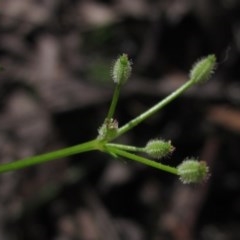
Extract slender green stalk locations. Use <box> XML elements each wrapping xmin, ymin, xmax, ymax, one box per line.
<box><xmin>107</xmin><ymin>84</ymin><xmax>121</xmax><ymax>119</ymax></box>
<box><xmin>113</xmin><ymin>79</ymin><xmax>194</xmax><ymax>139</ymax></box>
<box><xmin>106</xmin><ymin>143</ymin><xmax>144</xmax><ymax>152</ymax></box>
<box><xmin>106</xmin><ymin>145</ymin><xmax>178</xmax><ymax>175</ymax></box>
<box><xmin>0</xmin><ymin>139</ymin><xmax>98</xmax><ymax>174</ymax></box>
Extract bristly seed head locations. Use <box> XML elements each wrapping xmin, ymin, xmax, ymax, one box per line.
<box><xmin>177</xmin><ymin>159</ymin><xmax>210</xmax><ymax>184</ymax></box>
<box><xmin>190</xmin><ymin>54</ymin><xmax>217</xmax><ymax>84</ymax></box>
<box><xmin>112</xmin><ymin>54</ymin><xmax>132</xmax><ymax>85</ymax></box>
<box><xmin>144</xmin><ymin>139</ymin><xmax>175</xmax><ymax>160</ymax></box>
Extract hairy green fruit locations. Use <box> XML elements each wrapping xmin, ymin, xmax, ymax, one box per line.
<box><xmin>112</xmin><ymin>54</ymin><xmax>132</xmax><ymax>85</ymax></box>
<box><xmin>190</xmin><ymin>54</ymin><xmax>216</xmax><ymax>84</ymax></box>
<box><xmin>177</xmin><ymin>159</ymin><xmax>209</xmax><ymax>184</ymax></box>
<box><xmin>144</xmin><ymin>139</ymin><xmax>174</xmax><ymax>160</ymax></box>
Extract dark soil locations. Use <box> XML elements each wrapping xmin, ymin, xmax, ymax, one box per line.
<box><xmin>1</xmin><ymin>1</ymin><xmax>240</xmax><ymax>239</ymax></box>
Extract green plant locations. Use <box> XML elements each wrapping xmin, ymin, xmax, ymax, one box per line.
<box><xmin>0</xmin><ymin>54</ymin><xmax>216</xmax><ymax>183</ymax></box>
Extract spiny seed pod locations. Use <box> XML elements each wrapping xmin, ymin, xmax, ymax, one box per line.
<box><xmin>112</xmin><ymin>54</ymin><xmax>132</xmax><ymax>85</ymax></box>
<box><xmin>144</xmin><ymin>139</ymin><xmax>174</xmax><ymax>160</ymax></box>
<box><xmin>177</xmin><ymin>159</ymin><xmax>210</xmax><ymax>184</ymax></box>
<box><xmin>190</xmin><ymin>54</ymin><xmax>216</xmax><ymax>84</ymax></box>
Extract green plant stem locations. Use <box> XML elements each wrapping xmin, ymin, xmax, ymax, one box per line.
<box><xmin>0</xmin><ymin>139</ymin><xmax>98</xmax><ymax>174</ymax></box>
<box><xmin>106</xmin><ymin>143</ymin><xmax>144</xmax><ymax>152</ymax></box>
<box><xmin>107</xmin><ymin>84</ymin><xmax>121</xmax><ymax>119</ymax></box>
<box><xmin>114</xmin><ymin>79</ymin><xmax>195</xmax><ymax>139</ymax></box>
<box><xmin>106</xmin><ymin>146</ymin><xmax>178</xmax><ymax>175</ymax></box>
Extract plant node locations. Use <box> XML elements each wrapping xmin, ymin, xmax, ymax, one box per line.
<box><xmin>98</xmin><ymin>118</ymin><xmax>119</xmax><ymax>141</ymax></box>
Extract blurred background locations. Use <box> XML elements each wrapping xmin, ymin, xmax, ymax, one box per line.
<box><xmin>0</xmin><ymin>0</ymin><xmax>240</xmax><ymax>239</ymax></box>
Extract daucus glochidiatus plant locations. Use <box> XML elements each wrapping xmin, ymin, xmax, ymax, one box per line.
<box><xmin>0</xmin><ymin>54</ymin><xmax>216</xmax><ymax>183</ymax></box>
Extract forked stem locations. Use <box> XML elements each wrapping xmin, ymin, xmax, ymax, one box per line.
<box><xmin>106</xmin><ymin>145</ymin><xmax>178</xmax><ymax>175</ymax></box>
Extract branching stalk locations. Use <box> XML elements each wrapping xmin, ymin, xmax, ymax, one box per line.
<box><xmin>0</xmin><ymin>54</ymin><xmax>216</xmax><ymax>183</ymax></box>
<box><xmin>106</xmin><ymin>145</ymin><xmax>178</xmax><ymax>175</ymax></box>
